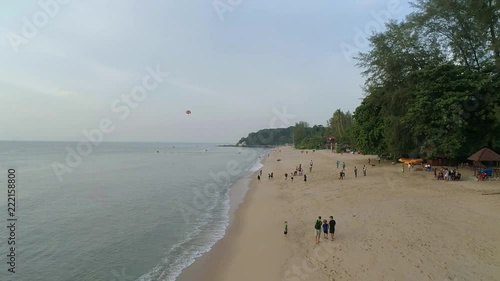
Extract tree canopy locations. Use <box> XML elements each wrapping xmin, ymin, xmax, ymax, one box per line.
<box><xmin>351</xmin><ymin>0</ymin><xmax>500</xmax><ymax>160</ymax></box>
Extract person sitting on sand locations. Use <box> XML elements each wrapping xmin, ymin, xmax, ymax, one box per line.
<box><xmin>284</xmin><ymin>221</ymin><xmax>288</xmax><ymax>236</ymax></box>
<box><xmin>322</xmin><ymin>219</ymin><xmax>329</xmax><ymax>239</ymax></box>
<box><xmin>329</xmin><ymin>216</ymin><xmax>336</xmax><ymax>240</ymax></box>
<box><xmin>315</xmin><ymin>216</ymin><xmax>322</xmax><ymax>244</ymax></box>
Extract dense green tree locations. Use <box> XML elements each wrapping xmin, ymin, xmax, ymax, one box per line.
<box><xmin>351</xmin><ymin>0</ymin><xmax>500</xmax><ymax>161</ymax></box>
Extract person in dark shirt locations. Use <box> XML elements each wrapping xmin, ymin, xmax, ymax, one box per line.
<box><xmin>329</xmin><ymin>216</ymin><xmax>336</xmax><ymax>241</ymax></box>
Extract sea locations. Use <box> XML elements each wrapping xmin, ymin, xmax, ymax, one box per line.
<box><xmin>0</xmin><ymin>141</ymin><xmax>267</xmax><ymax>281</ymax></box>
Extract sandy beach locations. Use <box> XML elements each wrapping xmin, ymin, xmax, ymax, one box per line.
<box><xmin>178</xmin><ymin>146</ymin><xmax>500</xmax><ymax>281</ymax></box>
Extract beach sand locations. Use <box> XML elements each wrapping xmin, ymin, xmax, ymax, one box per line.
<box><xmin>178</xmin><ymin>146</ymin><xmax>500</xmax><ymax>281</ymax></box>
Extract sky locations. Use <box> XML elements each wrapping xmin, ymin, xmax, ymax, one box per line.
<box><xmin>0</xmin><ymin>0</ymin><xmax>412</xmax><ymax>143</ymax></box>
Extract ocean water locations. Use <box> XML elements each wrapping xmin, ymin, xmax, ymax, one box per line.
<box><xmin>0</xmin><ymin>141</ymin><xmax>266</xmax><ymax>281</ymax></box>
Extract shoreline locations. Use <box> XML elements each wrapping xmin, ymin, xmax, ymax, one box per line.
<box><xmin>176</xmin><ymin>151</ymin><xmax>273</xmax><ymax>281</ymax></box>
<box><xmin>178</xmin><ymin>147</ymin><xmax>500</xmax><ymax>281</ymax></box>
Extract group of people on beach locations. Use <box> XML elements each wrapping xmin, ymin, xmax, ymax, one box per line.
<box><xmin>284</xmin><ymin>215</ymin><xmax>337</xmax><ymax>243</ymax></box>
<box><xmin>314</xmin><ymin>216</ymin><xmax>336</xmax><ymax>243</ymax></box>
<box><xmin>436</xmin><ymin>167</ymin><xmax>461</xmax><ymax>181</ymax></box>
<box><xmin>337</xmin><ymin>161</ymin><xmax>367</xmax><ymax>180</ymax></box>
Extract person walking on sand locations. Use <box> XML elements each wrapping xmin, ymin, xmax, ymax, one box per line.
<box><xmin>342</xmin><ymin>162</ymin><xmax>346</xmax><ymax>170</ymax></box>
<box><xmin>315</xmin><ymin>216</ymin><xmax>322</xmax><ymax>244</ymax></box>
<box><xmin>363</xmin><ymin>165</ymin><xmax>367</xmax><ymax>176</ymax></box>
<box><xmin>354</xmin><ymin>166</ymin><xmax>358</xmax><ymax>178</ymax></box>
<box><xmin>304</xmin><ymin>174</ymin><xmax>307</xmax><ymax>183</ymax></box>
<box><xmin>284</xmin><ymin>221</ymin><xmax>288</xmax><ymax>236</ymax></box>
<box><xmin>329</xmin><ymin>216</ymin><xmax>336</xmax><ymax>240</ymax></box>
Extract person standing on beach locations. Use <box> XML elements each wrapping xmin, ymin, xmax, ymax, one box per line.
<box><xmin>329</xmin><ymin>216</ymin><xmax>336</xmax><ymax>240</ymax></box>
<box><xmin>363</xmin><ymin>165</ymin><xmax>367</xmax><ymax>176</ymax></box>
<box><xmin>368</xmin><ymin>158</ymin><xmax>371</xmax><ymax>164</ymax></box>
<box><xmin>304</xmin><ymin>174</ymin><xmax>307</xmax><ymax>183</ymax></box>
<box><xmin>285</xmin><ymin>173</ymin><xmax>288</xmax><ymax>180</ymax></box>
<box><xmin>336</xmin><ymin>160</ymin><xmax>340</xmax><ymax>169</ymax></box>
<box><xmin>354</xmin><ymin>166</ymin><xmax>358</xmax><ymax>178</ymax></box>
<box><xmin>315</xmin><ymin>216</ymin><xmax>322</xmax><ymax>244</ymax></box>
<box><xmin>342</xmin><ymin>162</ymin><xmax>346</xmax><ymax>170</ymax></box>
<box><xmin>322</xmin><ymin>219</ymin><xmax>329</xmax><ymax>239</ymax></box>
<box><xmin>258</xmin><ymin>175</ymin><xmax>261</xmax><ymax>182</ymax></box>
<box><xmin>284</xmin><ymin>221</ymin><xmax>288</xmax><ymax>236</ymax></box>
<box><xmin>260</xmin><ymin>170</ymin><xmax>262</xmax><ymax>176</ymax></box>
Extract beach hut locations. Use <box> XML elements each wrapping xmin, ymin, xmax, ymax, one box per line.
<box><xmin>467</xmin><ymin>148</ymin><xmax>500</xmax><ymax>177</ymax></box>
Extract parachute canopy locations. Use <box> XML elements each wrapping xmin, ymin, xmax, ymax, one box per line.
<box><xmin>185</xmin><ymin>110</ymin><xmax>191</xmax><ymax>115</ymax></box>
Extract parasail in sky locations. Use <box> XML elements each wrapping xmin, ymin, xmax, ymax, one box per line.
<box><xmin>185</xmin><ymin>110</ymin><xmax>191</xmax><ymax>115</ymax></box>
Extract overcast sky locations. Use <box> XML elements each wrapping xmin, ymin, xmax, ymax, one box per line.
<box><xmin>0</xmin><ymin>0</ymin><xmax>411</xmax><ymax>143</ymax></box>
